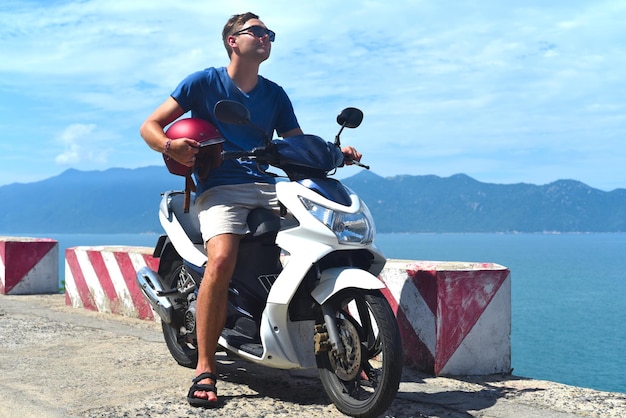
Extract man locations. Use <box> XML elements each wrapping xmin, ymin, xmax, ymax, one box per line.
<box><xmin>140</xmin><ymin>12</ymin><xmax>361</xmax><ymax>407</ymax></box>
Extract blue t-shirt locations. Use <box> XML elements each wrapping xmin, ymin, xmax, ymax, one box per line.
<box><xmin>171</xmin><ymin>67</ymin><xmax>300</xmax><ymax>195</ymax></box>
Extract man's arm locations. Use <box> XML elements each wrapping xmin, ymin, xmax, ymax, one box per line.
<box><xmin>140</xmin><ymin>97</ymin><xmax>199</xmax><ymax>167</ymax></box>
<box><xmin>279</xmin><ymin>127</ymin><xmax>304</xmax><ymax>138</ymax></box>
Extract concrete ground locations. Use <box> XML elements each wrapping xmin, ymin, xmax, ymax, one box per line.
<box><xmin>1</xmin><ymin>294</ymin><xmax>624</xmax><ymax>418</ymax></box>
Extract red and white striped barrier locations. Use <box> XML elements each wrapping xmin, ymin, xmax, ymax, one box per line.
<box><xmin>64</xmin><ymin>246</ymin><xmax>159</xmax><ymax>320</ymax></box>
<box><xmin>379</xmin><ymin>260</ymin><xmax>511</xmax><ymax>376</ymax></box>
<box><xmin>1</xmin><ymin>236</ymin><xmax>59</xmax><ymax>295</ymax></box>
<box><xmin>62</xmin><ymin>245</ymin><xmax>511</xmax><ymax>376</ymax></box>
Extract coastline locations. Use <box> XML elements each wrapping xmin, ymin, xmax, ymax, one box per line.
<box><xmin>3</xmin><ymin>232</ymin><xmax>626</xmax><ymax>394</ymax></box>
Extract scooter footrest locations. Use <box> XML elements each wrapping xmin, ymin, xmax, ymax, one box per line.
<box><xmin>222</xmin><ymin>328</ymin><xmax>259</xmax><ymax>348</ymax></box>
<box><xmin>239</xmin><ymin>343</ymin><xmax>263</xmax><ymax>357</ymax></box>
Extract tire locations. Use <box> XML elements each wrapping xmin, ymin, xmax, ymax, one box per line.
<box><xmin>316</xmin><ymin>289</ymin><xmax>403</xmax><ymax>418</ymax></box>
<box><xmin>160</xmin><ymin>257</ymin><xmax>198</xmax><ymax>369</ymax></box>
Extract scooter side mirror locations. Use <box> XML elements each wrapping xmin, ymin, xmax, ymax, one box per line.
<box><xmin>214</xmin><ymin>100</ymin><xmax>251</xmax><ymax>125</ymax></box>
<box><xmin>336</xmin><ymin>107</ymin><xmax>363</xmax><ymax>129</ymax></box>
<box><xmin>214</xmin><ymin>99</ymin><xmax>272</xmax><ymax>147</ymax></box>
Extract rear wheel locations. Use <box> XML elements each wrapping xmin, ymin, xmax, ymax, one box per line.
<box><xmin>161</xmin><ymin>258</ymin><xmax>198</xmax><ymax>369</ymax></box>
<box><xmin>316</xmin><ymin>289</ymin><xmax>403</xmax><ymax>418</ymax></box>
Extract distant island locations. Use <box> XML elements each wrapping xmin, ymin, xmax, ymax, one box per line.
<box><xmin>1</xmin><ymin>167</ymin><xmax>625</xmax><ymax>234</ymax></box>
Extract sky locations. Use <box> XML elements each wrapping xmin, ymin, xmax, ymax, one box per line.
<box><xmin>1</xmin><ymin>0</ymin><xmax>625</xmax><ymax>191</ymax></box>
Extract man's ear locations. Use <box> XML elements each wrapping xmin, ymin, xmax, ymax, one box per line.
<box><xmin>227</xmin><ymin>35</ymin><xmax>238</xmax><ymax>50</ymax></box>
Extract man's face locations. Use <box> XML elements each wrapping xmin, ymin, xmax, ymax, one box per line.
<box><xmin>230</xmin><ymin>18</ymin><xmax>273</xmax><ymax>61</ymax></box>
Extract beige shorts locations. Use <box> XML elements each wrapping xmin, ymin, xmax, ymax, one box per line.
<box><xmin>194</xmin><ymin>182</ymin><xmax>279</xmax><ymax>243</ymax></box>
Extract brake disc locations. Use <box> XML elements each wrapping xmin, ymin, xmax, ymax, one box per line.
<box><xmin>328</xmin><ymin>318</ymin><xmax>362</xmax><ymax>381</ymax></box>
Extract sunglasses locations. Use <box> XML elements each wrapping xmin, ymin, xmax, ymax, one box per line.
<box><xmin>232</xmin><ymin>25</ymin><xmax>275</xmax><ymax>42</ymax></box>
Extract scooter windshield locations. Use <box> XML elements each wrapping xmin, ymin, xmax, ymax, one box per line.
<box><xmin>272</xmin><ymin>135</ymin><xmax>344</xmax><ymax>173</ymax></box>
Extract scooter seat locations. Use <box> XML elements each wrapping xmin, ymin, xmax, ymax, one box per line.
<box><xmin>166</xmin><ymin>192</ymin><xmax>281</xmax><ymax>245</ymax></box>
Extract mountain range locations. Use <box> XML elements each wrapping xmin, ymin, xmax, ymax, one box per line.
<box><xmin>1</xmin><ymin>166</ymin><xmax>625</xmax><ymax>234</ymax></box>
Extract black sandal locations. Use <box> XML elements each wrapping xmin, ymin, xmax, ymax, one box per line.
<box><xmin>187</xmin><ymin>372</ymin><xmax>218</xmax><ymax>408</ymax></box>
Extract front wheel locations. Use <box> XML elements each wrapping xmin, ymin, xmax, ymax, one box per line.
<box><xmin>161</xmin><ymin>257</ymin><xmax>198</xmax><ymax>369</ymax></box>
<box><xmin>316</xmin><ymin>289</ymin><xmax>403</xmax><ymax>418</ymax></box>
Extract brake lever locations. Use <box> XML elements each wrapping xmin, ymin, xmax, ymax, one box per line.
<box><xmin>346</xmin><ymin>159</ymin><xmax>370</xmax><ymax>170</ymax></box>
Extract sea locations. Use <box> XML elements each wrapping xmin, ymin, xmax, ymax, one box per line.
<box><xmin>6</xmin><ymin>231</ymin><xmax>625</xmax><ymax>394</ymax></box>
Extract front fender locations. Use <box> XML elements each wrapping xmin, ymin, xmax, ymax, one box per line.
<box><xmin>311</xmin><ymin>267</ymin><xmax>385</xmax><ymax>305</ymax></box>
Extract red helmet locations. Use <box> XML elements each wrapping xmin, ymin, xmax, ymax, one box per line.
<box><xmin>163</xmin><ymin>118</ymin><xmax>224</xmax><ymax>177</ymax></box>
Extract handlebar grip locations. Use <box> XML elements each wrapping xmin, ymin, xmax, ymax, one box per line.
<box><xmin>344</xmin><ymin>159</ymin><xmax>370</xmax><ymax>170</ymax></box>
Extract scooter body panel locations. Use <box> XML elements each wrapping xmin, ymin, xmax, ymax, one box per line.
<box><xmin>310</xmin><ymin>267</ymin><xmax>385</xmax><ymax>305</ymax></box>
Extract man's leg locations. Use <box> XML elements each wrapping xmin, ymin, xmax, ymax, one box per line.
<box><xmin>192</xmin><ymin>233</ymin><xmax>240</xmax><ymax>403</ymax></box>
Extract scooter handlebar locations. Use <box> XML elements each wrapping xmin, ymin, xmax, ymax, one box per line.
<box><xmin>222</xmin><ymin>146</ymin><xmax>370</xmax><ymax>171</ymax></box>
<box><xmin>221</xmin><ymin>150</ymin><xmax>254</xmax><ymax>160</ymax></box>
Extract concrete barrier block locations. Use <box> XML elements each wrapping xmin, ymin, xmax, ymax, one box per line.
<box><xmin>64</xmin><ymin>246</ymin><xmax>159</xmax><ymax>320</ymax></box>
<box><xmin>380</xmin><ymin>260</ymin><xmax>511</xmax><ymax>376</ymax></box>
<box><xmin>0</xmin><ymin>236</ymin><xmax>59</xmax><ymax>295</ymax></box>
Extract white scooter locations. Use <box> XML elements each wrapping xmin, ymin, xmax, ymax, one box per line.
<box><xmin>136</xmin><ymin>100</ymin><xmax>402</xmax><ymax>417</ymax></box>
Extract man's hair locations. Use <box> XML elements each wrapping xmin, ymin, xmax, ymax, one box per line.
<box><xmin>222</xmin><ymin>12</ymin><xmax>259</xmax><ymax>58</ymax></box>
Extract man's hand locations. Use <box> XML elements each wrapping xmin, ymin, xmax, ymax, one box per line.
<box><xmin>341</xmin><ymin>146</ymin><xmax>362</xmax><ymax>164</ymax></box>
<box><xmin>167</xmin><ymin>138</ymin><xmax>200</xmax><ymax>167</ymax></box>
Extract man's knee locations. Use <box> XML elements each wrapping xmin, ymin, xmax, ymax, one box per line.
<box><xmin>204</xmin><ymin>234</ymin><xmax>240</xmax><ymax>280</ymax></box>
<box><xmin>205</xmin><ymin>253</ymin><xmax>236</xmax><ymax>278</ymax></box>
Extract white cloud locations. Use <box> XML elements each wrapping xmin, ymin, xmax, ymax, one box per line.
<box><xmin>55</xmin><ymin>123</ymin><xmax>108</xmax><ymax>165</ymax></box>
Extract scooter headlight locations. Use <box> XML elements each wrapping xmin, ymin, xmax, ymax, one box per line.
<box><xmin>300</xmin><ymin>197</ymin><xmax>375</xmax><ymax>244</ymax></box>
